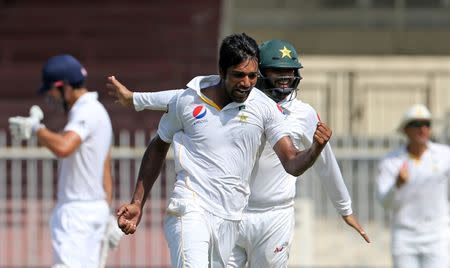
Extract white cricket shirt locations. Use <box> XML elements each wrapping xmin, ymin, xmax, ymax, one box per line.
<box><xmin>247</xmin><ymin>98</ymin><xmax>353</xmax><ymax>215</ymax></box>
<box><xmin>59</xmin><ymin>92</ymin><xmax>112</xmax><ymax>203</ymax></box>
<box><xmin>134</xmin><ymin>90</ymin><xmax>353</xmax><ymax>216</ymax></box>
<box><xmin>157</xmin><ymin>75</ymin><xmax>289</xmax><ymax>220</ymax></box>
<box><xmin>376</xmin><ymin>142</ymin><xmax>450</xmax><ymax>254</ymax></box>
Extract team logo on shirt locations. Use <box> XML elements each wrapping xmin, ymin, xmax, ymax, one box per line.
<box><xmin>274</xmin><ymin>241</ymin><xmax>289</xmax><ymax>253</ymax></box>
<box><xmin>277</xmin><ymin>104</ymin><xmax>285</xmax><ymax>114</ymax></box>
<box><xmin>238</xmin><ymin>113</ymin><xmax>248</xmax><ymax>122</ymax></box>
<box><xmin>192</xmin><ymin>105</ymin><xmax>207</xmax><ymax>119</ymax></box>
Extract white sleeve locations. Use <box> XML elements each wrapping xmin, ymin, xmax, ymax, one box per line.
<box><xmin>64</xmin><ymin>110</ymin><xmax>90</xmax><ymax>141</ymax></box>
<box><xmin>315</xmin><ymin>143</ymin><xmax>353</xmax><ymax>216</ymax></box>
<box><xmin>446</xmin><ymin>147</ymin><xmax>450</xmax><ymax>202</ymax></box>
<box><xmin>446</xmin><ymin>145</ymin><xmax>450</xmax><ymax>178</ymax></box>
<box><xmin>133</xmin><ymin>89</ymin><xmax>184</xmax><ymax>111</ymax></box>
<box><xmin>376</xmin><ymin>159</ymin><xmax>397</xmax><ymax>209</ymax></box>
<box><xmin>301</xmin><ymin>108</ymin><xmax>353</xmax><ymax>216</ymax></box>
<box><xmin>264</xmin><ymin>103</ymin><xmax>289</xmax><ymax>147</ymax></box>
<box><xmin>156</xmin><ymin>93</ymin><xmax>183</xmax><ymax>143</ymax></box>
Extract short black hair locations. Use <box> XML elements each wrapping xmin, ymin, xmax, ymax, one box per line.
<box><xmin>218</xmin><ymin>33</ymin><xmax>259</xmax><ymax>76</ymax></box>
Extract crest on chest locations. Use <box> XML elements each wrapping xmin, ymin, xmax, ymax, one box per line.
<box><xmin>191</xmin><ymin>105</ymin><xmax>208</xmax><ymax>125</ymax></box>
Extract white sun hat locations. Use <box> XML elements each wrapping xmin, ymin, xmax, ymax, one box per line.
<box><xmin>398</xmin><ymin>104</ymin><xmax>432</xmax><ymax>133</ymax></box>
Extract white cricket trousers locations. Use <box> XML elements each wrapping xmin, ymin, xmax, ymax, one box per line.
<box><xmin>393</xmin><ymin>244</ymin><xmax>449</xmax><ymax>268</ymax></box>
<box><xmin>50</xmin><ymin>200</ymin><xmax>109</xmax><ymax>268</ymax></box>
<box><xmin>393</xmin><ymin>252</ymin><xmax>449</xmax><ymax>268</ymax></box>
<box><xmin>164</xmin><ymin>198</ymin><xmax>240</xmax><ymax>268</ymax></box>
<box><xmin>392</xmin><ymin>230</ymin><xmax>449</xmax><ymax>268</ymax></box>
<box><xmin>227</xmin><ymin>206</ymin><xmax>295</xmax><ymax>268</ymax></box>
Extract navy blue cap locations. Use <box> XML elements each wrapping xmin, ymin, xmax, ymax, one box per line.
<box><xmin>39</xmin><ymin>54</ymin><xmax>87</xmax><ymax>93</ymax></box>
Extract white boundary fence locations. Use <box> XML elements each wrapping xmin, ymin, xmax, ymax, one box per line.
<box><xmin>0</xmin><ymin>129</ymin><xmax>448</xmax><ymax>267</ymax></box>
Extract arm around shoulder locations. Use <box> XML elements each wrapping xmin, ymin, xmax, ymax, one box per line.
<box><xmin>133</xmin><ymin>90</ymin><xmax>184</xmax><ymax>112</ymax></box>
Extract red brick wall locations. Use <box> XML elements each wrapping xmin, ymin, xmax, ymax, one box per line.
<box><xmin>0</xmin><ymin>0</ymin><xmax>221</xmax><ymax>142</ymax></box>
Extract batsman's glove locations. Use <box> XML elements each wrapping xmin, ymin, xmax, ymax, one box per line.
<box><xmin>8</xmin><ymin>105</ymin><xmax>45</xmax><ymax>140</ymax></box>
<box><xmin>104</xmin><ymin>214</ymin><xmax>124</xmax><ymax>249</ymax></box>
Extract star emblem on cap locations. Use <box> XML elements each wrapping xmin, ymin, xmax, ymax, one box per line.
<box><xmin>279</xmin><ymin>46</ymin><xmax>292</xmax><ymax>59</ymax></box>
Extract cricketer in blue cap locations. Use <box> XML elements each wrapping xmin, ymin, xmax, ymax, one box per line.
<box><xmin>39</xmin><ymin>54</ymin><xmax>87</xmax><ymax>93</ymax></box>
<box><xmin>9</xmin><ymin>53</ymin><xmax>116</xmax><ymax>268</ymax></box>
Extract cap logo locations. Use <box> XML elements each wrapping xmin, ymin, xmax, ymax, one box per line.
<box><xmin>279</xmin><ymin>46</ymin><xmax>292</xmax><ymax>59</ymax></box>
<box><xmin>81</xmin><ymin>67</ymin><xmax>87</xmax><ymax>77</ymax></box>
<box><xmin>53</xmin><ymin>80</ymin><xmax>64</xmax><ymax>87</ymax></box>
<box><xmin>414</xmin><ymin>107</ymin><xmax>426</xmax><ymax>117</ymax></box>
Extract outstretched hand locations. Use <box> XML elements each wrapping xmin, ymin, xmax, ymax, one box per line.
<box><xmin>107</xmin><ymin>76</ymin><xmax>133</xmax><ymax>107</ymax></box>
<box><xmin>116</xmin><ymin>203</ymin><xmax>142</xmax><ymax>235</ymax></box>
<box><xmin>342</xmin><ymin>214</ymin><xmax>371</xmax><ymax>243</ymax></box>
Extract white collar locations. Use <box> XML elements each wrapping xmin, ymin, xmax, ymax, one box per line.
<box><xmin>70</xmin><ymin>92</ymin><xmax>98</xmax><ymax>111</ymax></box>
<box><xmin>186</xmin><ymin>75</ymin><xmax>255</xmax><ymax>111</ymax></box>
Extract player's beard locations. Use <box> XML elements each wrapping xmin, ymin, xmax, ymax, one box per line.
<box><xmin>230</xmin><ymin>86</ymin><xmax>252</xmax><ymax>103</ymax></box>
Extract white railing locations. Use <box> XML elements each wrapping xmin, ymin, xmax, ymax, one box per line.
<box><xmin>0</xmin><ymin>129</ymin><xmax>447</xmax><ymax>267</ymax></box>
<box><xmin>0</xmin><ymin>130</ymin><xmax>174</xmax><ymax>267</ymax></box>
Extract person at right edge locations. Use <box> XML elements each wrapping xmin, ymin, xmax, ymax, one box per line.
<box><xmin>376</xmin><ymin>104</ymin><xmax>450</xmax><ymax>268</ymax></box>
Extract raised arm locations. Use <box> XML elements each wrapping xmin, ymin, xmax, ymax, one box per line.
<box><xmin>107</xmin><ymin>76</ymin><xmax>182</xmax><ymax>111</ymax></box>
<box><xmin>107</xmin><ymin>76</ymin><xmax>133</xmax><ymax>107</ymax></box>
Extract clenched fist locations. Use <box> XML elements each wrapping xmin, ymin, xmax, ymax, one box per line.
<box><xmin>116</xmin><ymin>203</ymin><xmax>142</xmax><ymax>235</ymax></box>
<box><xmin>396</xmin><ymin>161</ymin><xmax>409</xmax><ymax>188</ymax></box>
<box><xmin>313</xmin><ymin>122</ymin><xmax>332</xmax><ymax>146</ymax></box>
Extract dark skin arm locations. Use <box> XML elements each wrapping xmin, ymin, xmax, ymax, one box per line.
<box><xmin>273</xmin><ymin>122</ymin><xmax>331</xmax><ymax>177</ymax></box>
<box><xmin>116</xmin><ymin>135</ymin><xmax>171</xmax><ymax>234</ymax></box>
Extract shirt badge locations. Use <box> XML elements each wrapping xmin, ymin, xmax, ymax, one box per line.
<box><xmin>239</xmin><ymin>114</ymin><xmax>248</xmax><ymax>122</ymax></box>
<box><xmin>192</xmin><ymin>105</ymin><xmax>207</xmax><ymax>119</ymax></box>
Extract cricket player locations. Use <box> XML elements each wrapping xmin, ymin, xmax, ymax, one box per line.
<box><xmin>115</xmin><ymin>33</ymin><xmax>331</xmax><ymax>268</ymax></box>
<box><xmin>108</xmin><ymin>39</ymin><xmax>370</xmax><ymax>267</ymax></box>
<box><xmin>8</xmin><ymin>55</ymin><xmax>113</xmax><ymax>268</ymax></box>
<box><xmin>376</xmin><ymin>104</ymin><xmax>450</xmax><ymax>268</ymax></box>
<box><xmin>227</xmin><ymin>39</ymin><xmax>370</xmax><ymax>267</ymax></box>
